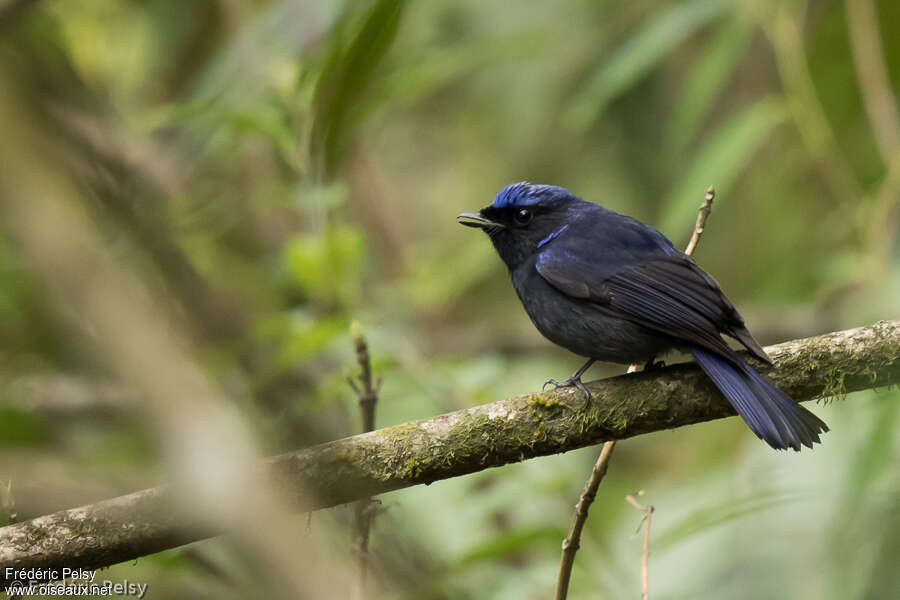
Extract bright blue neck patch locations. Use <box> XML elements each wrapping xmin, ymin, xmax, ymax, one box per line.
<box><xmin>537</xmin><ymin>224</ymin><xmax>569</xmax><ymax>248</ymax></box>
<box><xmin>492</xmin><ymin>182</ymin><xmax>573</xmax><ymax>209</ymax></box>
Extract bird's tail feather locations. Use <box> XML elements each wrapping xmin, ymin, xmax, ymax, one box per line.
<box><xmin>690</xmin><ymin>347</ymin><xmax>828</xmax><ymax>451</ymax></box>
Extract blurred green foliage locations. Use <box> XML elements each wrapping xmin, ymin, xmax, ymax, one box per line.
<box><xmin>0</xmin><ymin>0</ymin><xmax>898</xmax><ymax>598</ymax></box>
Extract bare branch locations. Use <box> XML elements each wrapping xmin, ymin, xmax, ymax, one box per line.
<box><xmin>684</xmin><ymin>186</ymin><xmax>715</xmax><ymax>257</ymax></box>
<box><xmin>625</xmin><ymin>492</ymin><xmax>654</xmax><ymax>600</ymax></box>
<box><xmin>555</xmin><ymin>441</ymin><xmax>616</xmax><ymax>600</ymax></box>
<box><xmin>349</xmin><ymin>321</ymin><xmax>379</xmax><ymax>434</ymax></box>
<box><xmin>348</xmin><ymin>322</ymin><xmax>381</xmax><ymax>598</ymax></box>
<box><xmin>0</xmin><ymin>320</ymin><xmax>898</xmax><ymax>578</ymax></box>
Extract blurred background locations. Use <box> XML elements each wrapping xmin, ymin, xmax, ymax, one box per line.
<box><xmin>0</xmin><ymin>0</ymin><xmax>898</xmax><ymax>598</ymax></box>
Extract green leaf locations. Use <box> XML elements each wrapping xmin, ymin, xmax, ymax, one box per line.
<box><xmin>283</xmin><ymin>225</ymin><xmax>366</xmax><ymax>307</ymax></box>
<box><xmin>660</xmin><ymin>96</ymin><xmax>788</xmax><ymax>237</ymax></box>
<box><xmin>452</xmin><ymin>527</ymin><xmax>561</xmax><ymax>568</ymax></box>
<box><xmin>311</xmin><ymin>0</ymin><xmax>407</xmax><ymax>179</ymax></box>
<box><xmin>0</xmin><ymin>408</ymin><xmax>49</xmax><ymax>447</ymax></box>
<box><xmin>372</xmin><ymin>30</ymin><xmax>551</xmax><ymax>111</ymax></box>
<box><xmin>403</xmin><ymin>240</ymin><xmax>499</xmax><ymax>312</ymax></box>
<box><xmin>835</xmin><ymin>394</ymin><xmax>899</xmax><ymax>519</ymax></box>
<box><xmin>654</xmin><ymin>490</ymin><xmax>808</xmax><ymax>552</ymax></box>
<box><xmin>564</xmin><ymin>0</ymin><xmax>736</xmax><ymax>132</ymax></box>
<box><xmin>663</xmin><ymin>16</ymin><xmax>751</xmax><ymax>161</ymax></box>
<box><xmin>181</xmin><ymin>0</ymin><xmax>342</xmax><ymax>109</ymax></box>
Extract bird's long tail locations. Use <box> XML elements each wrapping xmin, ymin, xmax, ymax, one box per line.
<box><xmin>690</xmin><ymin>347</ymin><xmax>828</xmax><ymax>451</ymax></box>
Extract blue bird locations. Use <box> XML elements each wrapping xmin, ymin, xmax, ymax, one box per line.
<box><xmin>458</xmin><ymin>182</ymin><xmax>828</xmax><ymax>451</ymax></box>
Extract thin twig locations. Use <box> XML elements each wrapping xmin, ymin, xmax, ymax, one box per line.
<box><xmin>347</xmin><ymin>322</ymin><xmax>381</xmax><ymax>599</ymax></box>
<box><xmin>554</xmin><ymin>187</ymin><xmax>715</xmax><ymax>600</ymax></box>
<box><xmin>348</xmin><ymin>321</ymin><xmax>380</xmax><ymax>433</ymax></box>
<box><xmin>625</xmin><ymin>492</ymin><xmax>654</xmax><ymax>600</ymax></box>
<box><xmin>684</xmin><ymin>186</ymin><xmax>715</xmax><ymax>256</ymax></box>
<box><xmin>554</xmin><ymin>440</ymin><xmax>616</xmax><ymax>600</ymax></box>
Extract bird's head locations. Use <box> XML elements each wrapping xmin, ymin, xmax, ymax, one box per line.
<box><xmin>458</xmin><ymin>182</ymin><xmax>583</xmax><ymax>269</ymax></box>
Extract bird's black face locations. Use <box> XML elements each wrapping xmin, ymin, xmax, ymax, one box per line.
<box><xmin>458</xmin><ymin>182</ymin><xmax>579</xmax><ymax>270</ymax></box>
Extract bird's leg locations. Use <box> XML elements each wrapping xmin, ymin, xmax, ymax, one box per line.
<box><xmin>543</xmin><ymin>358</ymin><xmax>596</xmax><ymax>401</ymax></box>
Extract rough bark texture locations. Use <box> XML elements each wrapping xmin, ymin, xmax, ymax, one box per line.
<box><xmin>1</xmin><ymin>320</ymin><xmax>898</xmax><ymax>578</ymax></box>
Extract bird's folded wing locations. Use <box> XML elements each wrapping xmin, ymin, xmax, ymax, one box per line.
<box><xmin>533</xmin><ymin>247</ymin><xmax>615</xmax><ymax>303</ymax></box>
<box><xmin>536</xmin><ymin>249</ymin><xmax>768</xmax><ymax>362</ymax></box>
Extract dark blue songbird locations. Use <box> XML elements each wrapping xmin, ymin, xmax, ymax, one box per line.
<box><xmin>458</xmin><ymin>182</ymin><xmax>828</xmax><ymax>451</ymax></box>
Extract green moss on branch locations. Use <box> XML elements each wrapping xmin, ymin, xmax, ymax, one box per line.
<box><xmin>1</xmin><ymin>320</ymin><xmax>898</xmax><ymax>578</ymax></box>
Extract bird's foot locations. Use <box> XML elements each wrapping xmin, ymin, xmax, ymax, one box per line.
<box><xmin>542</xmin><ymin>376</ymin><xmax>591</xmax><ymax>402</ymax></box>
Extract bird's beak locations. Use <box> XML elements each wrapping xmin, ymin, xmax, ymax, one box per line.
<box><xmin>457</xmin><ymin>212</ymin><xmax>504</xmax><ymax>229</ymax></box>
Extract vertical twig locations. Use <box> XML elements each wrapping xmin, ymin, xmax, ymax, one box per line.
<box><xmin>349</xmin><ymin>321</ymin><xmax>379</xmax><ymax>433</ymax></box>
<box><xmin>554</xmin><ymin>440</ymin><xmax>616</xmax><ymax>600</ymax></box>
<box><xmin>554</xmin><ymin>187</ymin><xmax>715</xmax><ymax>600</ymax></box>
<box><xmin>347</xmin><ymin>321</ymin><xmax>382</xmax><ymax>599</ymax></box>
<box><xmin>625</xmin><ymin>492</ymin><xmax>655</xmax><ymax>600</ymax></box>
<box><xmin>684</xmin><ymin>187</ymin><xmax>715</xmax><ymax>257</ymax></box>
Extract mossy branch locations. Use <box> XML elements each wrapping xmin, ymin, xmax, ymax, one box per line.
<box><xmin>1</xmin><ymin>320</ymin><xmax>899</xmax><ymax>578</ymax></box>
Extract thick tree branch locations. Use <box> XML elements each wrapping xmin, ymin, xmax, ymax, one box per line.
<box><xmin>1</xmin><ymin>320</ymin><xmax>899</xmax><ymax>577</ymax></box>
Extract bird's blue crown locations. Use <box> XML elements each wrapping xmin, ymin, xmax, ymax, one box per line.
<box><xmin>492</xmin><ymin>182</ymin><xmax>573</xmax><ymax>209</ymax></box>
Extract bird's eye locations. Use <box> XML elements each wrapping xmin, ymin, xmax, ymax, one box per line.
<box><xmin>514</xmin><ymin>208</ymin><xmax>533</xmax><ymax>226</ymax></box>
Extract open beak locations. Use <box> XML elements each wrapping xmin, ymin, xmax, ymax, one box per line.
<box><xmin>457</xmin><ymin>212</ymin><xmax>504</xmax><ymax>229</ymax></box>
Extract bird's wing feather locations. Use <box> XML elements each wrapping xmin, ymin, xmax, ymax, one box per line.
<box><xmin>533</xmin><ymin>247</ymin><xmax>613</xmax><ymax>302</ymax></box>
<box><xmin>536</xmin><ymin>242</ymin><xmax>769</xmax><ymax>362</ymax></box>
<box><xmin>602</xmin><ymin>256</ymin><xmax>747</xmax><ymax>359</ymax></box>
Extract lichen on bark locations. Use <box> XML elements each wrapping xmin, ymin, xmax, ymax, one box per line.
<box><xmin>1</xmin><ymin>320</ymin><xmax>898</xmax><ymax>579</ymax></box>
